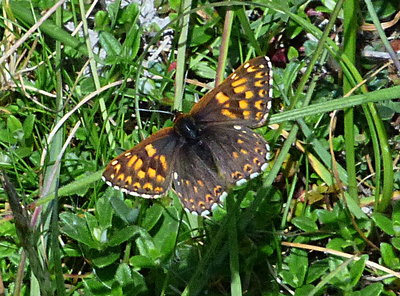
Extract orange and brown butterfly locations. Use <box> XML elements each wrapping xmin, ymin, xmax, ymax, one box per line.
<box><xmin>102</xmin><ymin>56</ymin><xmax>273</xmax><ymax>216</ymax></box>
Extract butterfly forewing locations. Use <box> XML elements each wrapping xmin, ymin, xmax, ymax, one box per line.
<box><xmin>102</xmin><ymin>127</ymin><xmax>180</xmax><ymax>198</ymax></box>
<box><xmin>190</xmin><ymin>56</ymin><xmax>273</xmax><ymax>127</ymax></box>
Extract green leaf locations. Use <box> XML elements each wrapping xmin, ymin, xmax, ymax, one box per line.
<box><xmin>60</xmin><ymin>213</ymin><xmax>99</xmax><ymax>249</ymax></box>
<box><xmin>372</xmin><ymin>213</ymin><xmax>394</xmax><ymax>235</ymax></box>
<box><xmin>345</xmin><ymin>193</ymin><xmax>368</xmax><ymax>219</ymax></box>
<box><xmin>90</xmin><ymin>248</ymin><xmax>120</xmax><ymax>267</ymax></box>
<box><xmin>190</xmin><ymin>25</ymin><xmax>213</xmax><ymax>47</ymax></box>
<box><xmin>96</xmin><ymin>196</ymin><xmax>113</xmax><ymax>229</ymax></box>
<box><xmin>280</xmin><ymin>249</ymin><xmax>308</xmax><ymax>288</ymax></box>
<box><xmin>108</xmin><ymin>226</ymin><xmax>141</xmax><ymax>246</ymax></box>
<box><xmin>22</xmin><ymin>114</ymin><xmax>35</xmax><ymax>139</ymax></box>
<box><xmin>119</xmin><ymin>4</ymin><xmax>139</xmax><ymax>24</ymax></box>
<box><xmin>348</xmin><ymin>255</ymin><xmax>367</xmax><ymax>288</ymax></box>
<box><xmin>7</xmin><ymin>115</ymin><xmax>23</xmax><ymax>141</ymax></box>
<box><xmin>141</xmin><ymin>204</ymin><xmax>164</xmax><ymax>231</ymax></box>
<box><xmin>94</xmin><ymin>11</ymin><xmax>109</xmax><ymax>30</ymax></box>
<box><xmin>110</xmin><ymin>193</ymin><xmax>138</xmax><ymax>224</ymax></box>
<box><xmin>326</xmin><ymin>238</ymin><xmax>352</xmax><ymax>251</ymax></box>
<box><xmin>392</xmin><ymin>200</ymin><xmax>400</xmax><ymax>236</ymax></box>
<box><xmin>130</xmin><ymin>255</ymin><xmax>157</xmax><ymax>269</ymax></box>
<box><xmin>288</xmin><ymin>46</ymin><xmax>299</xmax><ymax>60</ymax></box>
<box><xmin>294</xmin><ymin>284</ymin><xmax>316</xmax><ymax>296</ymax></box>
<box><xmin>306</xmin><ymin>259</ymin><xmax>329</xmax><ymax>283</ymax></box>
<box><xmin>291</xmin><ymin>216</ymin><xmax>318</xmax><ymax>232</ymax></box>
<box><xmin>99</xmin><ymin>31</ymin><xmax>122</xmax><ymax>56</ymax></box>
<box><xmin>391</xmin><ymin>237</ymin><xmax>400</xmax><ymax>251</ymax></box>
<box><xmin>347</xmin><ymin>283</ymin><xmax>384</xmax><ymax>296</ymax></box>
<box><xmin>380</xmin><ymin>243</ymin><xmax>400</xmax><ymax>269</ymax></box>
<box><xmin>115</xmin><ymin>263</ymin><xmax>133</xmax><ymax>286</ymax></box>
<box><xmin>152</xmin><ymin>207</ymin><xmax>179</xmax><ymax>257</ymax></box>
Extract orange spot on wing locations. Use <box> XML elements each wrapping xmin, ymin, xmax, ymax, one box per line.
<box><xmin>159</xmin><ymin>155</ymin><xmax>168</xmax><ymax>171</ymax></box>
<box><xmin>239</xmin><ymin>100</ymin><xmax>248</xmax><ymax>109</ymax></box>
<box><xmin>156</xmin><ymin>175</ymin><xmax>165</xmax><ymax>183</ymax></box>
<box><xmin>137</xmin><ymin>170</ymin><xmax>146</xmax><ymax>179</ymax></box>
<box><xmin>125</xmin><ymin>176</ymin><xmax>132</xmax><ymax>185</ymax></box>
<box><xmin>145</xmin><ymin>144</ymin><xmax>157</xmax><ymax>157</ymax></box>
<box><xmin>114</xmin><ymin>163</ymin><xmax>121</xmax><ymax>173</ymax></box>
<box><xmin>255</xmin><ymin>71</ymin><xmax>265</xmax><ymax>78</ymax></box>
<box><xmin>215</xmin><ymin>92</ymin><xmax>230</xmax><ymax>104</ymax></box>
<box><xmin>246</xmin><ymin>66</ymin><xmax>257</xmax><ymax>72</ymax></box>
<box><xmin>256</xmin><ymin>112</ymin><xmax>264</xmax><ymax>120</ymax></box>
<box><xmin>245</xmin><ymin>91</ymin><xmax>254</xmax><ymax>99</ymax></box>
<box><xmin>255</xmin><ymin>100</ymin><xmax>264</xmax><ymax>110</ymax></box>
<box><xmin>255</xmin><ymin>80</ymin><xmax>266</xmax><ymax>87</ymax></box>
<box><xmin>148</xmin><ymin>168</ymin><xmax>156</xmax><ymax>178</ymax></box>
<box><xmin>222</xmin><ymin>109</ymin><xmax>237</xmax><ymax>119</ymax></box>
<box><xmin>127</xmin><ymin>155</ymin><xmax>138</xmax><ymax>167</ymax></box>
<box><xmin>143</xmin><ymin>182</ymin><xmax>153</xmax><ymax>191</ymax></box>
<box><xmin>231</xmin><ymin>78</ymin><xmax>247</xmax><ymax>87</ymax></box>
<box><xmin>233</xmin><ymin>85</ymin><xmax>246</xmax><ymax>93</ymax></box>
<box><xmin>243</xmin><ymin>110</ymin><xmax>251</xmax><ymax>119</ymax></box>
<box><xmin>134</xmin><ymin>158</ymin><xmax>143</xmax><ymax>170</ymax></box>
<box><xmin>155</xmin><ymin>187</ymin><xmax>164</xmax><ymax>193</ymax></box>
<box><xmin>205</xmin><ymin>194</ymin><xmax>214</xmax><ymax>203</ymax></box>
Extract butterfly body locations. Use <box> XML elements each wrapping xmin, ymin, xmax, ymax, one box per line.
<box><xmin>173</xmin><ymin>113</ymin><xmax>201</xmax><ymax>141</ymax></box>
<box><xmin>103</xmin><ymin>56</ymin><xmax>273</xmax><ymax>216</ymax></box>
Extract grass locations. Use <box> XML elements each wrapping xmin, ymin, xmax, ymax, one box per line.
<box><xmin>0</xmin><ymin>0</ymin><xmax>399</xmax><ymax>295</ymax></box>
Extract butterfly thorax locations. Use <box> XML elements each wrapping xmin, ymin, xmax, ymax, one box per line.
<box><xmin>173</xmin><ymin>112</ymin><xmax>200</xmax><ymax>141</ymax></box>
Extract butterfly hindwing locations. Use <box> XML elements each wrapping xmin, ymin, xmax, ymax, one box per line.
<box><xmin>190</xmin><ymin>56</ymin><xmax>273</xmax><ymax>127</ymax></box>
<box><xmin>172</xmin><ymin>141</ymin><xmax>227</xmax><ymax>216</ymax></box>
<box><xmin>202</xmin><ymin>124</ymin><xmax>271</xmax><ymax>186</ymax></box>
<box><xmin>102</xmin><ymin>127</ymin><xmax>180</xmax><ymax>198</ymax></box>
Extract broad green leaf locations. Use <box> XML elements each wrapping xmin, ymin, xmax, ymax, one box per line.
<box><xmin>372</xmin><ymin>213</ymin><xmax>394</xmax><ymax>235</ymax></box>
<box><xmin>96</xmin><ymin>196</ymin><xmax>113</xmax><ymax>229</ymax></box>
<box><xmin>292</xmin><ymin>216</ymin><xmax>318</xmax><ymax>232</ymax></box>
<box><xmin>380</xmin><ymin>243</ymin><xmax>400</xmax><ymax>269</ymax></box>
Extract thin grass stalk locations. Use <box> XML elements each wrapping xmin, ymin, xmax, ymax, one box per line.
<box><xmin>174</xmin><ymin>0</ymin><xmax>192</xmax><ymax>111</ymax></box>
<box><xmin>47</xmin><ymin>7</ymin><xmax>66</xmax><ymax>296</ymax></box>
<box><xmin>343</xmin><ymin>0</ymin><xmax>359</xmax><ymax>202</ymax></box>
<box><xmin>368</xmin><ymin>103</ymin><xmax>393</xmax><ymax>212</ymax></box>
<box><xmin>236</xmin><ymin>7</ymin><xmax>262</xmax><ymax>57</ymax></box>
<box><xmin>227</xmin><ymin>196</ymin><xmax>242</xmax><ymax>295</ymax></box>
<box><xmin>363</xmin><ymin>0</ymin><xmax>394</xmax><ymax>212</ymax></box>
<box><xmin>78</xmin><ymin>0</ymin><xmax>115</xmax><ymax>148</ymax></box>
<box><xmin>215</xmin><ymin>8</ymin><xmax>234</xmax><ymax>86</ymax></box>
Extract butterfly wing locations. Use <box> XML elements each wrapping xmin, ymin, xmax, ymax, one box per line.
<box><xmin>201</xmin><ymin>124</ymin><xmax>271</xmax><ymax>185</ymax></box>
<box><xmin>102</xmin><ymin>127</ymin><xmax>180</xmax><ymax>198</ymax></box>
<box><xmin>172</xmin><ymin>141</ymin><xmax>228</xmax><ymax>216</ymax></box>
<box><xmin>171</xmin><ymin>125</ymin><xmax>271</xmax><ymax>216</ymax></box>
<box><xmin>190</xmin><ymin>56</ymin><xmax>273</xmax><ymax>127</ymax></box>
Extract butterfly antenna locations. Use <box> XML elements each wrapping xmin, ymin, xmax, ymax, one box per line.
<box><xmin>135</xmin><ymin>108</ymin><xmax>175</xmax><ymax>116</ymax></box>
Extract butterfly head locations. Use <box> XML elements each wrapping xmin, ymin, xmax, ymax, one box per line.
<box><xmin>173</xmin><ymin>112</ymin><xmax>200</xmax><ymax>141</ymax></box>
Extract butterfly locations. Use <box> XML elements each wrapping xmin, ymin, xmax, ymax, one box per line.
<box><xmin>102</xmin><ymin>56</ymin><xmax>273</xmax><ymax>216</ymax></box>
